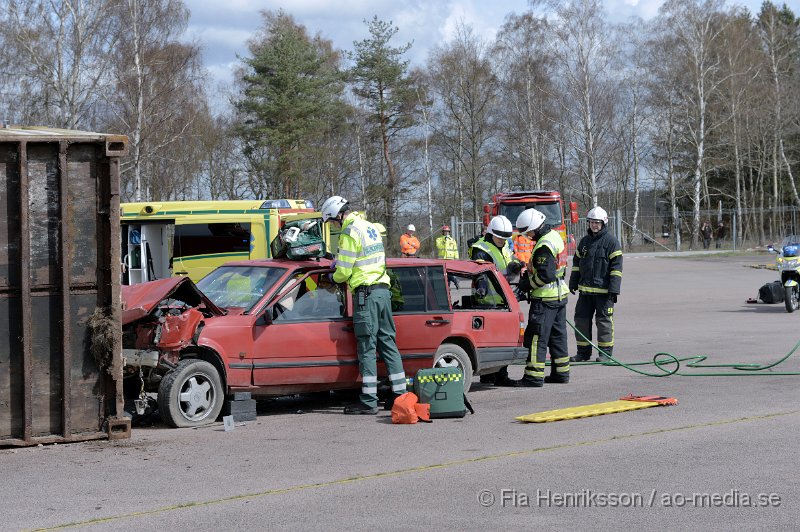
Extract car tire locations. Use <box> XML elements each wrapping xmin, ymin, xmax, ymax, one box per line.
<box><xmin>785</xmin><ymin>285</ymin><xmax>799</xmax><ymax>313</ymax></box>
<box><xmin>433</xmin><ymin>343</ymin><xmax>473</xmax><ymax>392</ymax></box>
<box><xmin>158</xmin><ymin>359</ymin><xmax>224</xmax><ymax>428</ymax></box>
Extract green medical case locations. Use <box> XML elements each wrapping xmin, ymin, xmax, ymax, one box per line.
<box><xmin>413</xmin><ymin>368</ymin><xmax>467</xmax><ymax>418</ymax></box>
<box><xmin>270</xmin><ymin>219</ymin><xmax>326</xmax><ymax>260</ymax></box>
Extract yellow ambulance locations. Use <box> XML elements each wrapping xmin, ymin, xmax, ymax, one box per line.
<box><xmin>121</xmin><ymin>199</ymin><xmax>335</xmax><ymax>284</ymax></box>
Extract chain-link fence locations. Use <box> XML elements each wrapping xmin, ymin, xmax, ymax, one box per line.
<box><xmin>593</xmin><ymin>207</ymin><xmax>800</xmax><ymax>252</ymax></box>
<box><xmin>448</xmin><ymin>206</ymin><xmax>800</xmax><ymax>256</ymax></box>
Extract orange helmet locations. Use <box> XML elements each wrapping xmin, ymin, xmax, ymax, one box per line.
<box><xmin>441</xmin><ymin>225</ymin><xmax>451</xmax><ymax>232</ymax></box>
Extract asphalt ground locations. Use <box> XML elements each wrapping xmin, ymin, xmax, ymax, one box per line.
<box><xmin>3</xmin><ymin>252</ymin><xmax>800</xmax><ymax>531</ymax></box>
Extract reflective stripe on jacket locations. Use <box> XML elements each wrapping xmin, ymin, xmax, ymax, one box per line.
<box><xmin>333</xmin><ymin>212</ymin><xmax>390</xmax><ymax>291</ymax></box>
<box><xmin>435</xmin><ymin>235</ymin><xmax>459</xmax><ymax>259</ymax></box>
<box><xmin>530</xmin><ymin>229</ymin><xmax>568</xmax><ymax>301</ymax></box>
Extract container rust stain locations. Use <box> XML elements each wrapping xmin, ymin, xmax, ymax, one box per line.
<box><xmin>0</xmin><ymin>127</ymin><xmax>130</xmax><ymax>446</ymax></box>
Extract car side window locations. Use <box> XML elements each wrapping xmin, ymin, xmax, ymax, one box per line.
<box><xmin>389</xmin><ymin>266</ymin><xmax>451</xmax><ymax>313</ymax></box>
<box><xmin>450</xmin><ymin>272</ymin><xmax>509</xmax><ymax>310</ymax></box>
<box><xmin>273</xmin><ymin>273</ymin><xmax>344</xmax><ymax>322</ymax></box>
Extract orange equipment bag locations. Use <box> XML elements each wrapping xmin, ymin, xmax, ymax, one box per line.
<box><xmin>391</xmin><ymin>393</ymin><xmax>433</xmax><ymax>424</ymax></box>
<box><xmin>414</xmin><ymin>402</ymin><xmax>431</xmax><ymax>422</ymax></box>
<box><xmin>392</xmin><ymin>392</ymin><xmax>420</xmax><ymax>424</ymax></box>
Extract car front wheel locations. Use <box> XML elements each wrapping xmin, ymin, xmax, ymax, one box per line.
<box><xmin>158</xmin><ymin>359</ymin><xmax>224</xmax><ymax>428</ymax></box>
<box><xmin>433</xmin><ymin>343</ymin><xmax>473</xmax><ymax>392</ymax></box>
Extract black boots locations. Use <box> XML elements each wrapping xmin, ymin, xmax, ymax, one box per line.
<box><xmin>494</xmin><ymin>375</ymin><xmax>519</xmax><ymax>387</ymax></box>
<box><xmin>344</xmin><ymin>403</ymin><xmax>378</xmax><ymax>415</ymax></box>
<box><xmin>481</xmin><ymin>367</ymin><xmax>518</xmax><ymax>387</ymax></box>
<box><xmin>382</xmin><ymin>395</ymin><xmax>402</xmax><ymax>411</ymax></box>
<box><xmin>516</xmin><ymin>377</ymin><xmax>543</xmax><ymax>388</ymax></box>
<box><xmin>517</xmin><ymin>374</ymin><xmax>570</xmax><ymax>387</ymax></box>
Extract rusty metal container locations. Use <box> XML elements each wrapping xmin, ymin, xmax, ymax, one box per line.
<box><xmin>0</xmin><ymin>126</ymin><xmax>131</xmax><ymax>446</ymax></box>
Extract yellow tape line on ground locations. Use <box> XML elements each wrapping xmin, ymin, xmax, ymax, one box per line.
<box><xmin>35</xmin><ymin>410</ymin><xmax>798</xmax><ymax>531</ymax></box>
<box><xmin>516</xmin><ymin>400</ymin><xmax>661</xmax><ymax>423</ymax></box>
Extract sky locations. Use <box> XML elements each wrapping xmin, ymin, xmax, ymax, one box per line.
<box><xmin>184</xmin><ymin>0</ymin><xmax>793</xmax><ymax>96</ymax></box>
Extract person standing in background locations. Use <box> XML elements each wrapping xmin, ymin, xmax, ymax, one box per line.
<box><xmin>715</xmin><ymin>221</ymin><xmax>726</xmax><ymax>249</ymax></box>
<box><xmin>512</xmin><ymin>231</ymin><xmax>534</xmax><ymax>264</ymax></box>
<box><xmin>435</xmin><ymin>225</ymin><xmax>459</xmax><ymax>259</ymax></box>
<box><xmin>400</xmin><ymin>224</ymin><xmax>420</xmax><ymax>257</ymax></box>
<box><xmin>701</xmin><ymin>221</ymin><xmax>713</xmax><ymax>249</ymax></box>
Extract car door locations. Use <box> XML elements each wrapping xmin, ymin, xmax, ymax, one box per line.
<box><xmin>447</xmin><ymin>264</ymin><xmax>526</xmax><ymax>369</ymax></box>
<box><xmin>390</xmin><ymin>265</ymin><xmax>453</xmax><ymax>375</ymax></box>
<box><xmin>250</xmin><ymin>271</ymin><xmax>358</xmax><ymax>388</ymax></box>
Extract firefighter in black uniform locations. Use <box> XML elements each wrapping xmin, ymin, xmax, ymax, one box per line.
<box><xmin>569</xmin><ymin>206</ymin><xmax>623</xmax><ymax>362</ymax></box>
<box><xmin>515</xmin><ymin>208</ymin><xmax>570</xmax><ymax>387</ymax></box>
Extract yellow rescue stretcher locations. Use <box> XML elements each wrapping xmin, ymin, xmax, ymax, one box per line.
<box><xmin>516</xmin><ymin>394</ymin><xmax>678</xmax><ymax>423</ymax></box>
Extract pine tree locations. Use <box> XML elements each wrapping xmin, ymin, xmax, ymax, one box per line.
<box><xmin>236</xmin><ymin>10</ymin><xmax>344</xmax><ymax>198</ymax></box>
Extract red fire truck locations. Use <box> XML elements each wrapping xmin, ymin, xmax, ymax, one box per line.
<box><xmin>482</xmin><ymin>190</ymin><xmax>578</xmax><ymax>263</ymax></box>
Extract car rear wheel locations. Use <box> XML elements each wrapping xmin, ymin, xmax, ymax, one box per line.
<box><xmin>785</xmin><ymin>285</ymin><xmax>799</xmax><ymax>313</ymax></box>
<box><xmin>433</xmin><ymin>343</ymin><xmax>473</xmax><ymax>392</ymax></box>
<box><xmin>158</xmin><ymin>359</ymin><xmax>224</xmax><ymax>428</ymax></box>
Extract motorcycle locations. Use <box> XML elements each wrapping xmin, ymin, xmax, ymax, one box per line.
<box><xmin>769</xmin><ymin>235</ymin><xmax>800</xmax><ymax>313</ymax></box>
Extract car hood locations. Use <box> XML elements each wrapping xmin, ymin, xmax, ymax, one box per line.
<box><xmin>121</xmin><ymin>277</ymin><xmax>226</xmax><ymax>325</ymax></box>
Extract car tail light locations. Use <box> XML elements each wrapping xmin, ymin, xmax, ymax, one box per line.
<box><xmin>519</xmin><ymin>311</ymin><xmax>526</xmax><ymax>344</ymax></box>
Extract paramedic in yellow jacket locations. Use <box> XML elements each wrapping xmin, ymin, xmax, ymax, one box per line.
<box><xmin>321</xmin><ymin>196</ymin><xmax>406</xmax><ymax>414</ymax></box>
<box><xmin>435</xmin><ymin>225</ymin><xmax>459</xmax><ymax>259</ymax></box>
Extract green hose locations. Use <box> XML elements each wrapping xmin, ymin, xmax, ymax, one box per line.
<box><xmin>565</xmin><ymin>319</ymin><xmax>800</xmax><ymax>377</ymax></box>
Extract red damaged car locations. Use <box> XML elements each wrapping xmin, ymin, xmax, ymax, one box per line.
<box><xmin>122</xmin><ymin>258</ymin><xmax>527</xmax><ymax>427</ymax></box>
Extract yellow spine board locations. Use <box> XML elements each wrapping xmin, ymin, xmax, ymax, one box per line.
<box><xmin>516</xmin><ymin>400</ymin><xmax>661</xmax><ymax>423</ymax></box>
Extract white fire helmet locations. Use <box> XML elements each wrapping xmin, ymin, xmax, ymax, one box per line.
<box><xmin>515</xmin><ymin>208</ymin><xmax>546</xmax><ymax>234</ymax></box>
<box><xmin>407</xmin><ymin>224</ymin><xmax>416</xmax><ymax>232</ymax></box>
<box><xmin>587</xmin><ymin>206</ymin><xmax>608</xmax><ymax>225</ymax></box>
<box><xmin>321</xmin><ymin>195</ymin><xmax>348</xmax><ymax>222</ymax></box>
<box><xmin>487</xmin><ymin>215</ymin><xmax>513</xmax><ymax>239</ymax></box>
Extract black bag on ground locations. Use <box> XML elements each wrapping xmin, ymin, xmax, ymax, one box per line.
<box><xmin>759</xmin><ymin>280</ymin><xmax>784</xmax><ymax>304</ymax></box>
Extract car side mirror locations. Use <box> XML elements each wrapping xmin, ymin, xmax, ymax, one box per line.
<box><xmin>256</xmin><ymin>310</ymin><xmax>273</xmax><ymax>326</ymax></box>
<box><xmin>767</xmin><ymin>245</ymin><xmax>776</xmax><ymax>253</ymax></box>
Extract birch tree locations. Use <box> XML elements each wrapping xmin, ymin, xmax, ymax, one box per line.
<box><xmin>0</xmin><ymin>0</ymin><xmax>120</xmax><ymax>128</ymax></box>
<box><xmin>427</xmin><ymin>23</ymin><xmax>499</xmax><ymax>221</ymax></box>
<box><xmin>656</xmin><ymin>0</ymin><xmax>732</xmax><ymax>248</ymax></box>
<box><xmin>548</xmin><ymin>0</ymin><xmax>619</xmax><ymax>207</ymax></box>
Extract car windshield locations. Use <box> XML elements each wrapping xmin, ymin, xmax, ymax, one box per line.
<box><xmin>781</xmin><ymin>235</ymin><xmax>800</xmax><ymax>247</ymax></box>
<box><xmin>196</xmin><ymin>265</ymin><xmax>286</xmax><ymax>311</ymax></box>
<box><xmin>500</xmin><ymin>201</ymin><xmax>563</xmax><ymax>227</ymax></box>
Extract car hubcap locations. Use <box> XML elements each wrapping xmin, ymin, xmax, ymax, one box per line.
<box><xmin>435</xmin><ymin>354</ymin><xmax>461</xmax><ymax>370</ymax></box>
<box><xmin>179</xmin><ymin>375</ymin><xmax>214</xmax><ymax>421</ymax></box>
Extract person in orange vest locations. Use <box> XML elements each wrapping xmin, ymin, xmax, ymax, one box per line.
<box><xmin>512</xmin><ymin>232</ymin><xmax>534</xmax><ymax>264</ymax></box>
<box><xmin>400</xmin><ymin>224</ymin><xmax>420</xmax><ymax>257</ymax></box>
